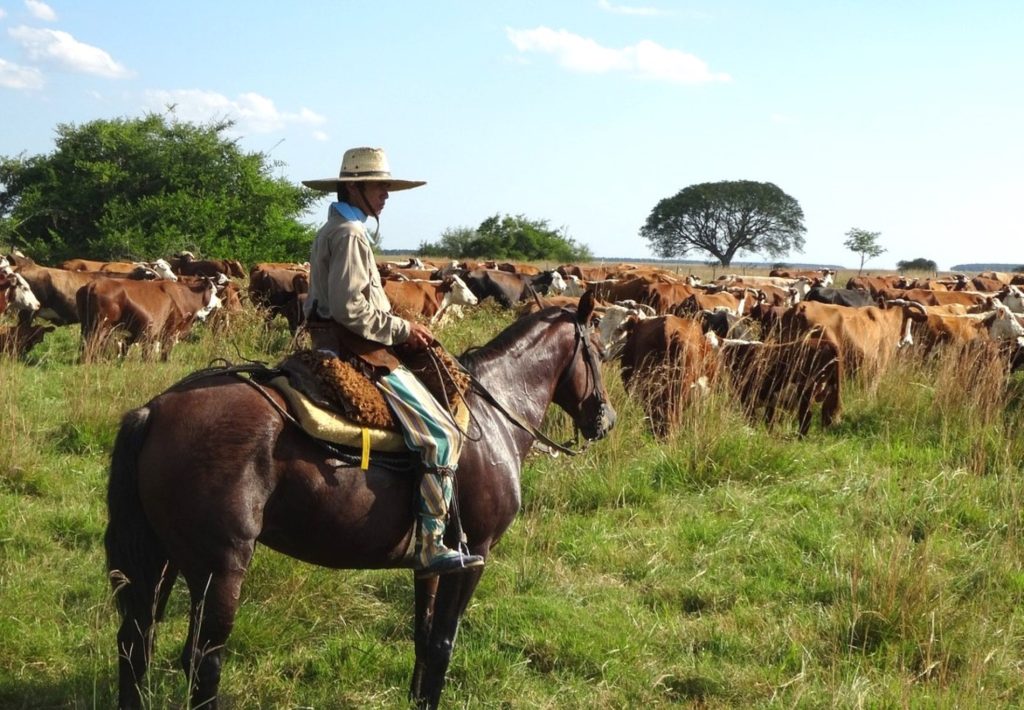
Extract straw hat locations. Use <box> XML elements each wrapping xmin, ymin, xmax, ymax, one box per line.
<box><xmin>302</xmin><ymin>147</ymin><xmax>426</xmax><ymax>192</ymax></box>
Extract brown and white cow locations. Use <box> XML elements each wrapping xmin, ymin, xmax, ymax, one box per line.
<box><xmin>0</xmin><ymin>268</ymin><xmax>42</xmax><ymax>316</ymax></box>
<box><xmin>383</xmin><ymin>274</ymin><xmax>478</xmax><ymax>324</ymax></box>
<box><xmin>900</xmin><ymin>300</ymin><xmax>1024</xmax><ymax>356</ymax></box>
<box><xmin>12</xmin><ymin>261</ymin><xmax>109</xmax><ymax>326</ymax></box>
<box><xmin>60</xmin><ymin>258</ymin><xmax>177</xmax><ymax>280</ymax></box>
<box><xmin>77</xmin><ymin>276</ymin><xmax>223</xmax><ymax>361</ymax></box>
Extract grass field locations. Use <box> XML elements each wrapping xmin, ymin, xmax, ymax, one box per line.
<box><xmin>2</xmin><ymin>276</ymin><xmax>1024</xmax><ymax>709</ymax></box>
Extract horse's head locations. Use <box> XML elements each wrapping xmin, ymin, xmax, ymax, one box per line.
<box><xmin>554</xmin><ymin>291</ymin><xmax>616</xmax><ymax>440</ymax></box>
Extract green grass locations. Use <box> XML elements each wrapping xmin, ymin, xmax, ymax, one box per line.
<box><xmin>3</xmin><ymin>301</ymin><xmax>1024</xmax><ymax>708</ymax></box>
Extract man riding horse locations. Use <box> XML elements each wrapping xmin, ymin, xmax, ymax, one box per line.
<box><xmin>301</xmin><ymin>147</ymin><xmax>484</xmax><ymax>577</ymax></box>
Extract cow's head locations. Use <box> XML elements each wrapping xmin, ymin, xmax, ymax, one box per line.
<box><xmin>3</xmin><ymin>272</ymin><xmax>41</xmax><ymax>312</ymax></box>
<box><xmin>596</xmin><ymin>301</ymin><xmax>652</xmax><ymax>361</ymax></box>
<box><xmin>150</xmin><ymin>258</ymin><xmax>177</xmax><ymax>281</ymax></box>
<box><xmin>999</xmin><ymin>285</ymin><xmax>1024</xmax><ymax>314</ymax></box>
<box><xmin>546</xmin><ymin>270</ymin><xmax>568</xmax><ymax>294</ymax></box>
<box><xmin>195</xmin><ymin>279</ymin><xmax>224</xmax><ymax>321</ymax></box>
<box><xmin>441</xmin><ymin>274</ymin><xmax>479</xmax><ymax>308</ymax></box>
<box><xmin>987</xmin><ymin>301</ymin><xmax>1024</xmax><ymax>342</ymax></box>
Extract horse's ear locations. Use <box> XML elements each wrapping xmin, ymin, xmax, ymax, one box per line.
<box><xmin>578</xmin><ymin>290</ymin><xmax>596</xmax><ymax>324</ymax></box>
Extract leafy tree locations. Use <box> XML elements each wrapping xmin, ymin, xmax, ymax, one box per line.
<box><xmin>843</xmin><ymin>228</ymin><xmax>885</xmax><ymax>275</ymax></box>
<box><xmin>418</xmin><ymin>226</ymin><xmax>477</xmax><ymax>258</ymax></box>
<box><xmin>896</xmin><ymin>257</ymin><xmax>937</xmax><ymax>273</ymax></box>
<box><xmin>419</xmin><ymin>214</ymin><xmax>592</xmax><ymax>262</ymax></box>
<box><xmin>640</xmin><ymin>180</ymin><xmax>806</xmax><ymax>267</ymax></box>
<box><xmin>0</xmin><ymin>112</ymin><xmax>318</xmax><ymax>264</ymax></box>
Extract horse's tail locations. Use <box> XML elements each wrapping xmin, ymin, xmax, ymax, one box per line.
<box><xmin>105</xmin><ymin>406</ymin><xmax>171</xmax><ymax>618</ymax></box>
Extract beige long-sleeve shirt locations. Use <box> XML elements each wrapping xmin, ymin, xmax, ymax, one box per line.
<box><xmin>304</xmin><ymin>204</ymin><xmax>410</xmax><ymax>345</ymax></box>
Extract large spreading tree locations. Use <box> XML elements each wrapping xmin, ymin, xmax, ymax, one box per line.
<box><xmin>419</xmin><ymin>214</ymin><xmax>592</xmax><ymax>262</ymax></box>
<box><xmin>0</xmin><ymin>113</ymin><xmax>318</xmax><ymax>264</ymax></box>
<box><xmin>641</xmin><ymin>180</ymin><xmax>806</xmax><ymax>267</ymax></box>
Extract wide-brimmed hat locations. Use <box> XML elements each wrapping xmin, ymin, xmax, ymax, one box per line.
<box><xmin>302</xmin><ymin>147</ymin><xmax>426</xmax><ymax>192</ymax></box>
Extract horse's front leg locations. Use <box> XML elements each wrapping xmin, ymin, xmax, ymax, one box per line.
<box><xmin>413</xmin><ymin>566</ymin><xmax>485</xmax><ymax>710</ymax></box>
<box><xmin>409</xmin><ymin>575</ymin><xmax>440</xmax><ymax>701</ymax></box>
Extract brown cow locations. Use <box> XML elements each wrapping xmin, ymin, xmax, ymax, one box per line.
<box><xmin>645</xmin><ymin>280</ymin><xmax>699</xmax><ymax>314</ymax></box>
<box><xmin>971</xmin><ymin>276</ymin><xmax>1007</xmax><ymax>293</ymax></box>
<box><xmin>0</xmin><ymin>322</ymin><xmax>55</xmax><ymax>358</ymax></box>
<box><xmin>77</xmin><ymin>276</ymin><xmax>223</xmax><ymax>361</ymax></box>
<box><xmin>249</xmin><ymin>265</ymin><xmax>310</xmax><ymax>332</ymax></box>
<box><xmin>876</xmin><ymin>287</ymin><xmax>988</xmax><ymax>309</ymax></box>
<box><xmin>616</xmin><ymin>315</ymin><xmax>718</xmax><ymax>437</ymax></box>
<box><xmin>379</xmin><ymin>265</ymin><xmax>440</xmax><ymax>281</ymax></box>
<box><xmin>673</xmin><ymin>289</ymin><xmax>745</xmax><ymax>316</ymax></box>
<box><xmin>845</xmin><ymin>274</ymin><xmax>902</xmax><ymax>296</ymax></box>
<box><xmin>716</xmin><ymin>332</ymin><xmax>842</xmax><ymax>436</ymax></box>
<box><xmin>780</xmin><ymin>301</ymin><xmax>912</xmax><ymax>384</ymax></box>
<box><xmin>170</xmin><ymin>252</ymin><xmax>246</xmax><ymax>279</ymax></box>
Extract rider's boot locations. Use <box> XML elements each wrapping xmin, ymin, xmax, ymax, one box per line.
<box><xmin>414</xmin><ymin>467</ymin><xmax>484</xmax><ymax>578</ymax></box>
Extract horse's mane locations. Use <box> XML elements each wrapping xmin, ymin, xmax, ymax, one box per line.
<box><xmin>459</xmin><ymin>306</ymin><xmax>573</xmax><ymax>370</ymax></box>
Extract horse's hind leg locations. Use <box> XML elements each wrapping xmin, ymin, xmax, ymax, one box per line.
<box><xmin>180</xmin><ymin>552</ymin><xmax>252</xmax><ymax>709</ymax></box>
<box><xmin>409</xmin><ymin>575</ymin><xmax>440</xmax><ymax>701</ymax></box>
<box><xmin>113</xmin><ymin>562</ymin><xmax>178</xmax><ymax>710</ymax></box>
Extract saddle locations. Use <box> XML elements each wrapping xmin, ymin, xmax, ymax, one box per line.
<box><xmin>269</xmin><ymin>344</ymin><xmax>471</xmax><ymax>467</ymax></box>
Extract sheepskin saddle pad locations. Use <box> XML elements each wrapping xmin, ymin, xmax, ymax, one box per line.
<box><xmin>276</xmin><ymin>346</ymin><xmax>471</xmax><ymax>432</ymax></box>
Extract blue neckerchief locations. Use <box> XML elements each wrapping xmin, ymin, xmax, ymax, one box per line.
<box><xmin>332</xmin><ymin>201</ymin><xmax>366</xmax><ymax>222</ymax></box>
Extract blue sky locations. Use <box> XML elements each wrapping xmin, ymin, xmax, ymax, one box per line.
<box><xmin>1</xmin><ymin>1</ymin><xmax>1021</xmax><ymax>271</ymax></box>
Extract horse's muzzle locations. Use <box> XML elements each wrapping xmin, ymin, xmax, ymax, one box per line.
<box><xmin>585</xmin><ymin>401</ymin><xmax>617</xmax><ymax>440</ymax></box>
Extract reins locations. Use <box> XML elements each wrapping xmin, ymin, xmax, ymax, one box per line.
<box><xmin>440</xmin><ymin>311</ymin><xmax>603</xmax><ymax>457</ymax></box>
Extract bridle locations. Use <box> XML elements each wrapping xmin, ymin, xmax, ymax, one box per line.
<box><xmin>452</xmin><ymin>309</ymin><xmax>607</xmax><ymax>456</ymax></box>
<box><xmin>555</xmin><ymin>314</ymin><xmax>612</xmax><ymax>437</ymax></box>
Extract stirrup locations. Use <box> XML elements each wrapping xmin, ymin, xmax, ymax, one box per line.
<box><xmin>415</xmin><ymin>549</ymin><xmax>485</xmax><ymax>579</ymax></box>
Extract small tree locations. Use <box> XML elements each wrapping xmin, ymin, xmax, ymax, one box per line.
<box><xmin>843</xmin><ymin>228</ymin><xmax>885</xmax><ymax>275</ymax></box>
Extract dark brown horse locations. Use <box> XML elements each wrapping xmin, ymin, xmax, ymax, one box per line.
<box><xmin>106</xmin><ymin>292</ymin><xmax>615</xmax><ymax>709</ymax></box>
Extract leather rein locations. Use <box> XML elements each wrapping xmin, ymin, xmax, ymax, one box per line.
<box><xmin>458</xmin><ymin>313</ymin><xmax>605</xmax><ymax>457</ymax></box>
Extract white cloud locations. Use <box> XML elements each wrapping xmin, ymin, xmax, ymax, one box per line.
<box><xmin>8</xmin><ymin>26</ymin><xmax>131</xmax><ymax>78</ymax></box>
<box><xmin>0</xmin><ymin>9</ymin><xmax>8</xmax><ymax>20</ymax></box>
<box><xmin>506</xmin><ymin>26</ymin><xmax>730</xmax><ymax>84</ymax></box>
<box><xmin>145</xmin><ymin>89</ymin><xmax>327</xmax><ymax>135</ymax></box>
<box><xmin>0</xmin><ymin>56</ymin><xmax>45</xmax><ymax>89</ymax></box>
<box><xmin>25</xmin><ymin>0</ymin><xmax>57</xmax><ymax>21</ymax></box>
<box><xmin>312</xmin><ymin>130</ymin><xmax>329</xmax><ymax>142</ymax></box>
<box><xmin>597</xmin><ymin>0</ymin><xmax>664</xmax><ymax>17</ymax></box>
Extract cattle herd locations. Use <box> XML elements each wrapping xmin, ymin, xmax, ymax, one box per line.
<box><xmin>3</xmin><ymin>250</ymin><xmax>1024</xmax><ymax>437</ymax></box>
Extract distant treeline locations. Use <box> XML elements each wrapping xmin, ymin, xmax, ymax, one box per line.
<box><xmin>950</xmin><ymin>263</ymin><xmax>1024</xmax><ymax>272</ymax></box>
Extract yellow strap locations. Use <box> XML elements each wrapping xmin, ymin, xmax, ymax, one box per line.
<box><xmin>360</xmin><ymin>427</ymin><xmax>370</xmax><ymax>470</ymax></box>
